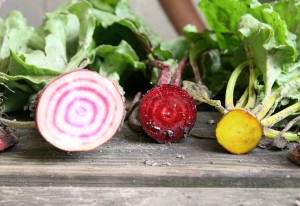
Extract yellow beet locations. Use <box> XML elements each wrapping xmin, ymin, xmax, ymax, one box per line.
<box><xmin>216</xmin><ymin>109</ymin><xmax>263</xmax><ymax>154</ymax></box>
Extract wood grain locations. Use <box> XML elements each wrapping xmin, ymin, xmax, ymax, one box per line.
<box><xmin>0</xmin><ymin>187</ymin><xmax>299</xmax><ymax>206</ymax></box>
<box><xmin>0</xmin><ymin>112</ymin><xmax>299</xmax><ymax>189</ymax></box>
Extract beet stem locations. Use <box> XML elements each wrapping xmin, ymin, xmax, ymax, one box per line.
<box><xmin>235</xmin><ymin>86</ymin><xmax>249</xmax><ymax>108</ymax></box>
<box><xmin>171</xmin><ymin>56</ymin><xmax>188</xmax><ymax>87</ymax></box>
<box><xmin>0</xmin><ymin>125</ymin><xmax>19</xmax><ymax>151</ymax></box>
<box><xmin>0</xmin><ymin>117</ymin><xmax>36</xmax><ymax>129</ymax></box>
<box><xmin>190</xmin><ymin>55</ymin><xmax>202</xmax><ymax>84</ymax></box>
<box><xmin>183</xmin><ymin>80</ymin><xmax>227</xmax><ymax>114</ymax></box>
<box><xmin>224</xmin><ymin>61</ymin><xmax>248</xmax><ymax>110</ymax></box>
<box><xmin>127</xmin><ymin>92</ymin><xmax>143</xmax><ymax>132</ymax></box>
<box><xmin>264</xmin><ymin>127</ymin><xmax>299</xmax><ymax>142</ymax></box>
<box><xmin>261</xmin><ymin>102</ymin><xmax>300</xmax><ymax>127</ymax></box>
<box><xmin>144</xmin><ymin>59</ymin><xmax>171</xmax><ymax>85</ymax></box>
<box><xmin>133</xmin><ymin>32</ymin><xmax>153</xmax><ymax>55</ymax></box>
<box><xmin>125</xmin><ymin>92</ymin><xmax>142</xmax><ymax>121</ymax></box>
<box><xmin>274</xmin><ymin>115</ymin><xmax>300</xmax><ymax>140</ymax></box>
<box><xmin>77</xmin><ymin>58</ymin><xmax>90</xmax><ymax>70</ymax></box>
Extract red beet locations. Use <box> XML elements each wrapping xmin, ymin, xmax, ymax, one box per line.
<box><xmin>36</xmin><ymin>69</ymin><xmax>125</xmax><ymax>151</ymax></box>
<box><xmin>127</xmin><ymin>58</ymin><xmax>198</xmax><ymax>143</ymax></box>
<box><xmin>139</xmin><ymin>84</ymin><xmax>197</xmax><ymax>143</ymax></box>
<box><xmin>0</xmin><ymin>127</ymin><xmax>18</xmax><ymax>151</ymax></box>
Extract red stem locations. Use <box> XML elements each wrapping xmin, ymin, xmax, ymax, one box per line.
<box><xmin>144</xmin><ymin>60</ymin><xmax>171</xmax><ymax>85</ymax></box>
<box><xmin>133</xmin><ymin>32</ymin><xmax>153</xmax><ymax>55</ymax></box>
<box><xmin>171</xmin><ymin>56</ymin><xmax>188</xmax><ymax>87</ymax></box>
<box><xmin>191</xmin><ymin>56</ymin><xmax>202</xmax><ymax>84</ymax></box>
<box><xmin>127</xmin><ymin>92</ymin><xmax>143</xmax><ymax>132</ymax></box>
<box><xmin>0</xmin><ymin>126</ymin><xmax>19</xmax><ymax>151</ymax></box>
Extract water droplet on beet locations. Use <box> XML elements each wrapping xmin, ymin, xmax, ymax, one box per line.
<box><xmin>146</xmin><ymin>120</ymin><xmax>153</xmax><ymax>126</ymax></box>
<box><xmin>153</xmin><ymin>125</ymin><xmax>161</xmax><ymax>131</ymax></box>
<box><xmin>165</xmin><ymin>130</ymin><xmax>174</xmax><ymax>138</ymax></box>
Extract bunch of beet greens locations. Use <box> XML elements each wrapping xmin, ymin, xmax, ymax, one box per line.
<box><xmin>183</xmin><ymin>0</ymin><xmax>300</xmax><ymax>155</ymax></box>
<box><xmin>1</xmin><ymin>0</ymin><xmax>299</xmax><ymax>165</ymax></box>
<box><xmin>0</xmin><ymin>0</ymin><xmax>197</xmax><ymax>151</ymax></box>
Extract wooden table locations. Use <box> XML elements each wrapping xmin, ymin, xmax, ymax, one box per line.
<box><xmin>0</xmin><ymin>112</ymin><xmax>299</xmax><ymax>206</ymax></box>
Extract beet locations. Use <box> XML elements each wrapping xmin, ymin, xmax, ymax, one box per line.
<box><xmin>36</xmin><ymin>69</ymin><xmax>125</xmax><ymax>151</ymax></box>
<box><xmin>139</xmin><ymin>84</ymin><xmax>197</xmax><ymax>143</ymax></box>
<box><xmin>127</xmin><ymin>58</ymin><xmax>197</xmax><ymax>143</ymax></box>
<box><xmin>0</xmin><ymin>127</ymin><xmax>18</xmax><ymax>151</ymax></box>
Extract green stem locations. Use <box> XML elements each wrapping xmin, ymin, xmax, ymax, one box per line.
<box><xmin>0</xmin><ymin>117</ymin><xmax>36</xmax><ymax>129</ymax></box>
<box><xmin>182</xmin><ymin>81</ymin><xmax>227</xmax><ymax>114</ymax></box>
<box><xmin>243</xmin><ymin>43</ymin><xmax>256</xmax><ymax>110</ymax></box>
<box><xmin>235</xmin><ymin>86</ymin><xmax>249</xmax><ymax>108</ymax></box>
<box><xmin>244</xmin><ymin>65</ymin><xmax>256</xmax><ymax>109</ymax></box>
<box><xmin>264</xmin><ymin>127</ymin><xmax>299</xmax><ymax>142</ymax></box>
<box><xmin>225</xmin><ymin>61</ymin><xmax>248</xmax><ymax>110</ymax></box>
<box><xmin>0</xmin><ymin>76</ymin><xmax>15</xmax><ymax>93</ymax></box>
<box><xmin>253</xmin><ymin>77</ymin><xmax>300</xmax><ymax>120</ymax></box>
<box><xmin>261</xmin><ymin>102</ymin><xmax>300</xmax><ymax>126</ymax></box>
<box><xmin>276</xmin><ymin>115</ymin><xmax>300</xmax><ymax>138</ymax></box>
<box><xmin>254</xmin><ymin>94</ymin><xmax>277</xmax><ymax>120</ymax></box>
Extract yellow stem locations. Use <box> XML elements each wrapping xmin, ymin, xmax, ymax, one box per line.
<box><xmin>261</xmin><ymin>102</ymin><xmax>300</xmax><ymax>126</ymax></box>
<box><xmin>264</xmin><ymin>127</ymin><xmax>299</xmax><ymax>142</ymax></box>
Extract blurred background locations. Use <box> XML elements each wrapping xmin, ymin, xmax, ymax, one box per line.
<box><xmin>0</xmin><ymin>0</ymin><xmax>203</xmax><ymax>40</ymax></box>
<box><xmin>0</xmin><ymin>0</ymin><xmax>274</xmax><ymax>40</ymax></box>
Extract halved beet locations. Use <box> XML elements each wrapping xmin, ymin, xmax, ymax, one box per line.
<box><xmin>36</xmin><ymin>69</ymin><xmax>125</xmax><ymax>151</ymax></box>
<box><xmin>139</xmin><ymin>84</ymin><xmax>197</xmax><ymax>143</ymax></box>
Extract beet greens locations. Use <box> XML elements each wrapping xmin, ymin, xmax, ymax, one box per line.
<box><xmin>183</xmin><ymin>0</ymin><xmax>300</xmax><ymax>154</ymax></box>
<box><xmin>0</xmin><ymin>0</ymin><xmax>164</xmax><ymax>151</ymax></box>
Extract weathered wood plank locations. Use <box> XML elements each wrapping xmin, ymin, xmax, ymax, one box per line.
<box><xmin>0</xmin><ymin>112</ymin><xmax>299</xmax><ymax>188</ymax></box>
<box><xmin>0</xmin><ymin>187</ymin><xmax>299</xmax><ymax>206</ymax></box>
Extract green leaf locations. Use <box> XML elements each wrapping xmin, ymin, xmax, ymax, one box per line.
<box><xmin>199</xmin><ymin>0</ymin><xmax>261</xmax><ymax>33</ymax></box>
<box><xmin>0</xmin><ymin>72</ymin><xmax>53</xmax><ymax>112</ymax></box>
<box><xmin>93</xmin><ymin>40</ymin><xmax>145</xmax><ymax>84</ymax></box>
<box><xmin>154</xmin><ymin>38</ymin><xmax>190</xmax><ymax>61</ymax></box>
<box><xmin>25</xmin><ymin>17</ymin><xmax>68</xmax><ymax>72</ymax></box>
<box><xmin>272</xmin><ymin>0</ymin><xmax>300</xmax><ymax>53</ymax></box>
<box><xmin>0</xmin><ymin>11</ymin><xmax>33</xmax><ymax>73</ymax></box>
<box><xmin>183</xmin><ymin>26</ymin><xmax>236</xmax><ymax>95</ymax></box>
<box><xmin>88</xmin><ymin>0</ymin><xmax>118</xmax><ymax>13</ymax></box>
<box><xmin>92</xmin><ymin>0</ymin><xmax>160</xmax><ymax>59</ymax></box>
<box><xmin>1</xmin><ymin>88</ymin><xmax>32</xmax><ymax>113</ymax></box>
<box><xmin>239</xmin><ymin>14</ymin><xmax>297</xmax><ymax>97</ymax></box>
<box><xmin>8</xmin><ymin>51</ymin><xmax>62</xmax><ymax>76</ymax></box>
<box><xmin>64</xmin><ymin>0</ymin><xmax>96</xmax><ymax>72</ymax></box>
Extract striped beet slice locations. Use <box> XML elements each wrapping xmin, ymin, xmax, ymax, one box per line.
<box><xmin>36</xmin><ymin>69</ymin><xmax>125</xmax><ymax>151</ymax></box>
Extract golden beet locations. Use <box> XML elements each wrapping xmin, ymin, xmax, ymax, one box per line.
<box><xmin>216</xmin><ymin>109</ymin><xmax>263</xmax><ymax>154</ymax></box>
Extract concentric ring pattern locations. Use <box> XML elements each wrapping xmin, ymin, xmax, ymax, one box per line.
<box><xmin>36</xmin><ymin>70</ymin><xmax>124</xmax><ymax>151</ymax></box>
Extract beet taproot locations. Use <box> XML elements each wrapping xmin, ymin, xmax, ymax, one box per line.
<box><xmin>36</xmin><ymin>69</ymin><xmax>125</xmax><ymax>151</ymax></box>
<box><xmin>215</xmin><ymin>109</ymin><xmax>263</xmax><ymax>154</ymax></box>
<box><xmin>139</xmin><ymin>84</ymin><xmax>197</xmax><ymax>143</ymax></box>
<box><xmin>0</xmin><ymin>127</ymin><xmax>18</xmax><ymax>151</ymax></box>
<box><xmin>126</xmin><ymin>58</ymin><xmax>197</xmax><ymax>143</ymax></box>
